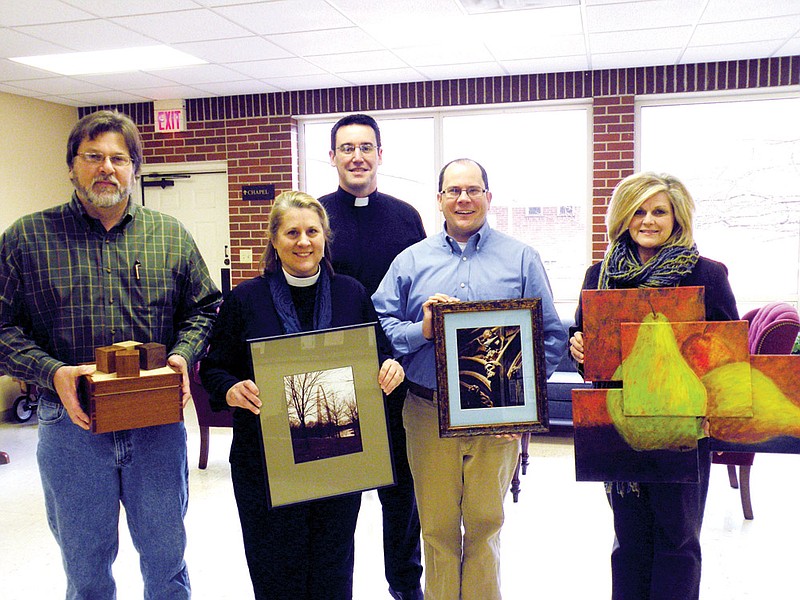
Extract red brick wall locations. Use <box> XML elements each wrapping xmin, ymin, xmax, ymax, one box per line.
<box><xmin>82</xmin><ymin>56</ymin><xmax>799</xmax><ymax>285</ymax></box>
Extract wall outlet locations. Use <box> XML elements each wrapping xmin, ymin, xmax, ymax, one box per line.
<box><xmin>240</xmin><ymin>249</ymin><xmax>253</xmax><ymax>263</ymax></box>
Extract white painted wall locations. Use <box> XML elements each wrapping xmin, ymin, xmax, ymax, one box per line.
<box><xmin>0</xmin><ymin>93</ymin><xmax>76</xmax><ymax>417</ymax></box>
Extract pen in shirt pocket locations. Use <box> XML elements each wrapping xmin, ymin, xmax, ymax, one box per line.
<box><xmin>134</xmin><ymin>259</ymin><xmax>141</xmax><ymax>281</ymax></box>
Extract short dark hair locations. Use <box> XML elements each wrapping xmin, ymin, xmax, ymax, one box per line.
<box><xmin>330</xmin><ymin>113</ymin><xmax>381</xmax><ymax>151</ymax></box>
<box><xmin>67</xmin><ymin>110</ymin><xmax>143</xmax><ymax>176</ymax></box>
<box><xmin>438</xmin><ymin>159</ymin><xmax>489</xmax><ymax>191</ymax></box>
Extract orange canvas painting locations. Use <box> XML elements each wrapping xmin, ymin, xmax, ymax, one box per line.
<box><xmin>572</xmin><ymin>388</ymin><xmax>700</xmax><ymax>483</ymax></box>
<box><xmin>581</xmin><ymin>287</ymin><xmax>706</xmax><ymax>381</ymax></box>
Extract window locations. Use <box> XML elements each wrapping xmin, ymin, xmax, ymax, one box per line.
<box><xmin>639</xmin><ymin>93</ymin><xmax>800</xmax><ymax>313</ymax></box>
<box><xmin>299</xmin><ymin>104</ymin><xmax>591</xmax><ymax>314</ymax></box>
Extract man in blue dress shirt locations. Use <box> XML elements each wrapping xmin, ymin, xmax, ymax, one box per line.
<box><xmin>372</xmin><ymin>158</ymin><xmax>567</xmax><ymax>600</ymax></box>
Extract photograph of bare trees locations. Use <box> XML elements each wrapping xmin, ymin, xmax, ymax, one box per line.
<box><xmin>283</xmin><ymin>366</ymin><xmax>363</xmax><ymax>464</ymax></box>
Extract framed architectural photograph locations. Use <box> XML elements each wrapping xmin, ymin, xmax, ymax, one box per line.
<box><xmin>432</xmin><ymin>298</ymin><xmax>549</xmax><ymax>437</ymax></box>
<box><xmin>248</xmin><ymin>323</ymin><xmax>395</xmax><ymax>508</ymax></box>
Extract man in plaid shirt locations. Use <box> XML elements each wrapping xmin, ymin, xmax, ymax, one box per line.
<box><xmin>0</xmin><ymin>110</ymin><xmax>221</xmax><ymax>599</ymax></box>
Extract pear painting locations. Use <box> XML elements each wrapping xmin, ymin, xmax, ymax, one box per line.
<box><xmin>620</xmin><ymin>313</ymin><xmax>708</xmax><ymax>418</ymax></box>
<box><xmin>573</xmin><ymin>287</ymin><xmax>800</xmax><ymax>483</ymax></box>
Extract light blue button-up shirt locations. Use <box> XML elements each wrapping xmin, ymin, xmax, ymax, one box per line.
<box><xmin>372</xmin><ymin>220</ymin><xmax>567</xmax><ymax>390</ymax></box>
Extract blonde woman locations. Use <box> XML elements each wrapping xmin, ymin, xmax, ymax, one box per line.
<box><xmin>569</xmin><ymin>172</ymin><xmax>738</xmax><ymax>600</ymax></box>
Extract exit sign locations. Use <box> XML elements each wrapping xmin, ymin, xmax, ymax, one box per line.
<box><xmin>153</xmin><ymin>100</ymin><xmax>187</xmax><ymax>133</ymax></box>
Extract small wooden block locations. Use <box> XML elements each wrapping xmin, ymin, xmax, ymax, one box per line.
<box><xmin>136</xmin><ymin>342</ymin><xmax>167</xmax><ymax>371</ymax></box>
<box><xmin>114</xmin><ymin>340</ymin><xmax>141</xmax><ymax>349</ymax></box>
<box><xmin>95</xmin><ymin>345</ymin><xmax>123</xmax><ymax>374</ymax></box>
<box><xmin>116</xmin><ymin>349</ymin><xmax>140</xmax><ymax>378</ymax></box>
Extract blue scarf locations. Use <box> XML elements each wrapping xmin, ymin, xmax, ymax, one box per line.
<box><xmin>267</xmin><ymin>267</ymin><xmax>332</xmax><ymax>334</ymax></box>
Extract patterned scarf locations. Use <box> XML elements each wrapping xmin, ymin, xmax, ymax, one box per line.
<box><xmin>267</xmin><ymin>267</ymin><xmax>332</xmax><ymax>334</ymax></box>
<box><xmin>598</xmin><ymin>231</ymin><xmax>699</xmax><ymax>290</ymax></box>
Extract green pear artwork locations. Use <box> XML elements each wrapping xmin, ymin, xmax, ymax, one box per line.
<box><xmin>573</xmin><ymin>288</ymin><xmax>800</xmax><ymax>483</ymax></box>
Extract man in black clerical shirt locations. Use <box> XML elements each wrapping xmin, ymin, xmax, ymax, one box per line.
<box><xmin>319</xmin><ymin>114</ymin><xmax>425</xmax><ymax>600</ymax></box>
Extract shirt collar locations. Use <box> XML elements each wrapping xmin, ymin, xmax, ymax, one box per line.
<box><xmin>441</xmin><ymin>219</ymin><xmax>492</xmax><ymax>251</ymax></box>
<box><xmin>336</xmin><ymin>186</ymin><xmax>379</xmax><ymax>207</ymax></box>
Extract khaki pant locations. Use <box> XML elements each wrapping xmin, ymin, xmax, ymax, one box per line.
<box><xmin>403</xmin><ymin>390</ymin><xmax>520</xmax><ymax>600</ymax></box>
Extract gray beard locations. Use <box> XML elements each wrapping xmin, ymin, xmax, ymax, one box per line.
<box><xmin>74</xmin><ymin>179</ymin><xmax>132</xmax><ymax>208</ymax></box>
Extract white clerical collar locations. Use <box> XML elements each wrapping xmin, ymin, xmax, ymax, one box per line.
<box><xmin>282</xmin><ymin>267</ymin><xmax>320</xmax><ymax>287</ymax></box>
<box><xmin>354</xmin><ymin>196</ymin><xmax>369</xmax><ymax>207</ymax></box>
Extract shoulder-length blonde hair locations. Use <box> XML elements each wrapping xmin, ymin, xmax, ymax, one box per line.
<box><xmin>606</xmin><ymin>171</ymin><xmax>696</xmax><ymax>249</ymax></box>
<box><xmin>259</xmin><ymin>190</ymin><xmax>334</xmax><ymax>274</ymax></box>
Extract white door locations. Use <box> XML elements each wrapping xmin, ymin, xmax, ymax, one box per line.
<box><xmin>139</xmin><ymin>170</ymin><xmax>231</xmax><ymax>293</ymax></box>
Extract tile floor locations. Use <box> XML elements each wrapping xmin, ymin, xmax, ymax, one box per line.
<box><xmin>1</xmin><ymin>403</ymin><xmax>798</xmax><ymax>599</ymax></box>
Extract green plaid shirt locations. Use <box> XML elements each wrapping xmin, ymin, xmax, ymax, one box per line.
<box><xmin>0</xmin><ymin>194</ymin><xmax>221</xmax><ymax>393</ymax></box>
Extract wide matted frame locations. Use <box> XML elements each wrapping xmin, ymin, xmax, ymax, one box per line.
<box><xmin>432</xmin><ymin>298</ymin><xmax>549</xmax><ymax>437</ymax></box>
<box><xmin>248</xmin><ymin>323</ymin><xmax>395</xmax><ymax>508</ymax></box>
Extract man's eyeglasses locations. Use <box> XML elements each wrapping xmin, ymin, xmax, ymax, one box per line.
<box><xmin>441</xmin><ymin>186</ymin><xmax>486</xmax><ymax>200</ymax></box>
<box><xmin>336</xmin><ymin>143</ymin><xmax>378</xmax><ymax>156</ymax></box>
<box><xmin>76</xmin><ymin>152</ymin><xmax>132</xmax><ymax>167</ymax></box>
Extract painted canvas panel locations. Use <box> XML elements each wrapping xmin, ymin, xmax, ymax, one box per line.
<box><xmin>710</xmin><ymin>354</ymin><xmax>800</xmax><ymax>453</ymax></box>
<box><xmin>581</xmin><ymin>287</ymin><xmax>705</xmax><ymax>381</ymax></box>
<box><xmin>573</xmin><ymin>388</ymin><xmax>700</xmax><ymax>483</ymax></box>
<box><xmin>620</xmin><ymin>320</ymin><xmax>751</xmax><ymax>417</ymax></box>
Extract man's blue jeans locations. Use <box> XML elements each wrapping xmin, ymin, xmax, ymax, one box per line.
<box><xmin>36</xmin><ymin>394</ymin><xmax>191</xmax><ymax>600</ymax></box>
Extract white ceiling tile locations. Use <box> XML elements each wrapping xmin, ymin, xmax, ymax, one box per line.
<box><xmin>586</xmin><ymin>0</ymin><xmax>704</xmax><ymax>32</ymax></box>
<box><xmin>0</xmin><ymin>0</ymin><xmax>95</xmax><ymax>26</ymax></box>
<box><xmin>64</xmin><ymin>0</ymin><xmax>200</xmax><ymax>18</ymax></box>
<box><xmin>0</xmin><ymin>28</ymin><xmax>71</xmax><ymax>58</ymax></box>
<box><xmin>267</xmin><ymin>27</ymin><xmax>382</xmax><ymax>57</ymax></box>
<box><xmin>591</xmin><ymin>26</ymin><xmax>692</xmax><ymax>53</ymax></box>
<box><xmin>591</xmin><ymin>49</ymin><xmax>683</xmax><ymax>70</ymax></box>
<box><xmin>269</xmin><ymin>73</ymin><xmax>351</xmax><ymax>91</ymax></box>
<box><xmin>0</xmin><ymin>58</ymin><xmax>58</xmax><ymax>80</ymax></box>
<box><xmin>702</xmin><ymin>0</ymin><xmax>800</xmax><ymax>22</ymax></box>
<box><xmin>126</xmin><ymin>84</ymin><xmax>207</xmax><ymax>100</ymax></box>
<box><xmin>227</xmin><ymin>57</ymin><xmax>326</xmax><ymax>78</ymax></box>
<box><xmin>111</xmin><ymin>9</ymin><xmax>252</xmax><ymax>44</ymax></box>
<box><xmin>485</xmin><ymin>33</ymin><xmax>586</xmax><ymax>61</ymax></box>
<box><xmin>14</xmin><ymin>20</ymin><xmax>156</xmax><ymax>52</ymax></box>
<box><xmin>60</xmin><ymin>89</ymin><xmax>152</xmax><ymax>105</ymax></box>
<box><xmin>776</xmin><ymin>36</ymin><xmax>800</xmax><ymax>55</ymax></box>
<box><xmin>415</xmin><ymin>61</ymin><xmax>507</xmax><ymax>80</ymax></box>
<box><xmin>476</xmin><ymin>5</ymin><xmax>584</xmax><ymax>36</ymax></box>
<box><xmin>191</xmin><ymin>79</ymin><xmax>282</xmax><ymax>95</ymax></box>
<box><xmin>501</xmin><ymin>55</ymin><xmax>589</xmax><ymax>74</ymax></box>
<box><xmin>394</xmin><ymin>43</ymin><xmax>496</xmax><ymax>67</ymax></box>
<box><xmin>2</xmin><ymin>76</ymin><xmax>108</xmax><ymax>95</ymax></box>
<box><xmin>215</xmin><ymin>0</ymin><xmax>355</xmax><ymax>35</ymax></box>
<box><xmin>145</xmin><ymin>63</ymin><xmax>250</xmax><ymax>85</ymax></box>
<box><xmin>175</xmin><ymin>36</ymin><xmax>292</xmax><ymax>63</ymax></box>
<box><xmin>681</xmin><ymin>40</ymin><xmax>786</xmax><ymax>64</ymax></box>
<box><xmin>691</xmin><ymin>17</ymin><xmax>800</xmax><ymax>46</ymax></box>
<box><xmin>73</xmin><ymin>71</ymin><xmax>180</xmax><ymax>89</ymax></box>
<box><xmin>307</xmin><ymin>50</ymin><xmax>408</xmax><ymax>73</ymax></box>
<box><xmin>338</xmin><ymin>67</ymin><xmax>427</xmax><ymax>86</ymax></box>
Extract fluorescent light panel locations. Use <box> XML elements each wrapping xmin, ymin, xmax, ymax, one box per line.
<box><xmin>10</xmin><ymin>46</ymin><xmax>206</xmax><ymax>75</ymax></box>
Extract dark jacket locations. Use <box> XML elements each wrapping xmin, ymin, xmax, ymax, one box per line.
<box><xmin>200</xmin><ymin>271</ymin><xmax>392</xmax><ymax>461</ymax></box>
<box><xmin>575</xmin><ymin>256</ymin><xmax>739</xmax><ymax>330</ymax></box>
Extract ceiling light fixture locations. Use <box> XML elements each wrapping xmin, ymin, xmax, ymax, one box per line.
<box><xmin>10</xmin><ymin>45</ymin><xmax>206</xmax><ymax>76</ymax></box>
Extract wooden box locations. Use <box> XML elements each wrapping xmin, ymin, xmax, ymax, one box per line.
<box><xmin>80</xmin><ymin>366</ymin><xmax>182</xmax><ymax>434</ymax></box>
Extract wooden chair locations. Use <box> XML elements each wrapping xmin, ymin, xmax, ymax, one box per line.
<box><xmin>189</xmin><ymin>365</ymin><xmax>233</xmax><ymax>469</ymax></box>
<box><xmin>711</xmin><ymin>302</ymin><xmax>800</xmax><ymax>519</ymax></box>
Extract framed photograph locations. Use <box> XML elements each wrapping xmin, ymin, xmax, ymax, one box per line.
<box><xmin>432</xmin><ymin>298</ymin><xmax>549</xmax><ymax>437</ymax></box>
<box><xmin>248</xmin><ymin>323</ymin><xmax>395</xmax><ymax>508</ymax></box>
